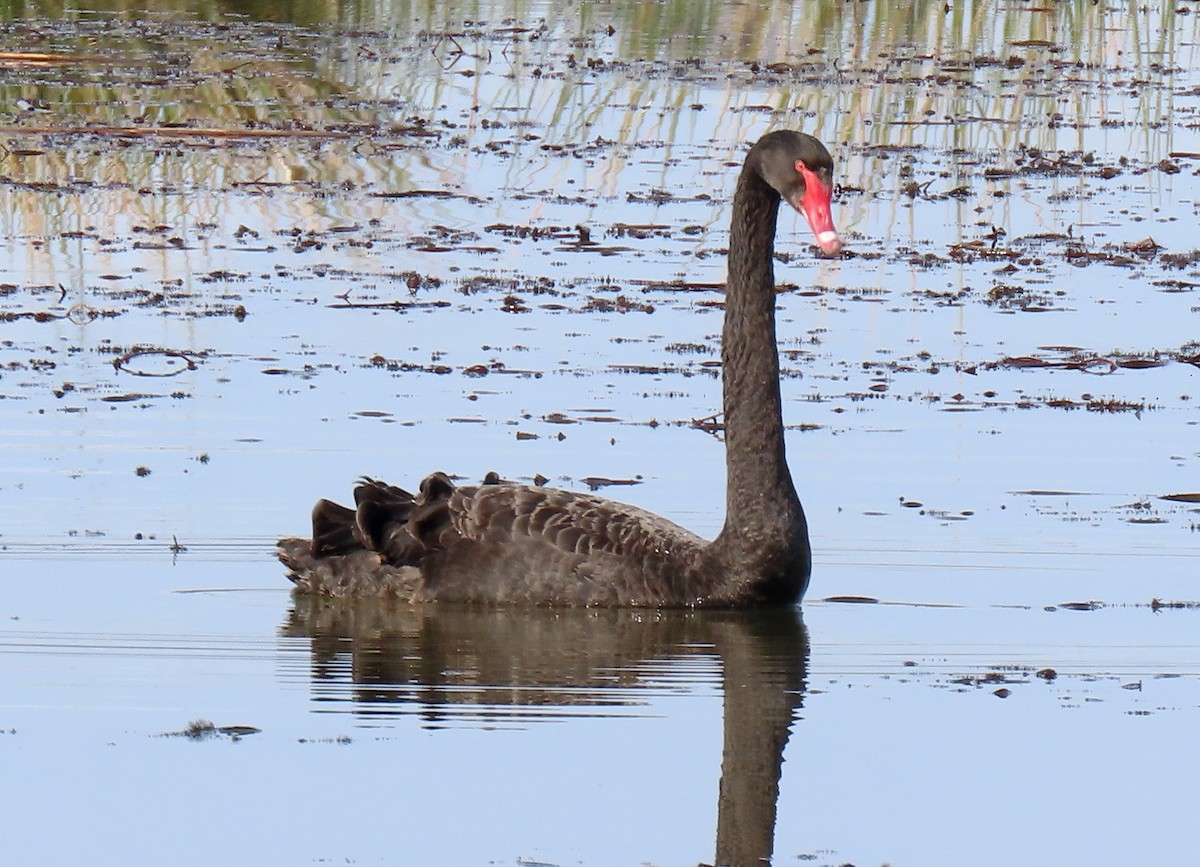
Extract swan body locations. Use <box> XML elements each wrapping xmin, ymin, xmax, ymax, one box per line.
<box><xmin>278</xmin><ymin>130</ymin><xmax>842</xmax><ymax>607</ymax></box>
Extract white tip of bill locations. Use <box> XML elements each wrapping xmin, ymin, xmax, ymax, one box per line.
<box><xmin>815</xmin><ymin>230</ymin><xmax>843</xmax><ymax>255</ymax></box>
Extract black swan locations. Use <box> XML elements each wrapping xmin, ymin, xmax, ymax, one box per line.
<box><xmin>278</xmin><ymin>130</ymin><xmax>842</xmax><ymax>606</ymax></box>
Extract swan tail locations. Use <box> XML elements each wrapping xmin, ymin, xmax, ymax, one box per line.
<box><xmin>310</xmin><ymin>499</ymin><xmax>359</xmax><ymax>555</ymax></box>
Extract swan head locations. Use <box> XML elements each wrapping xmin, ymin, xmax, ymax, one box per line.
<box><xmin>753</xmin><ymin>130</ymin><xmax>843</xmax><ymax>257</ymax></box>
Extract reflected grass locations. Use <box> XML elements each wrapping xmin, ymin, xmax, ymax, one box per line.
<box><xmin>1</xmin><ymin>1</ymin><xmax>1198</xmax><ymax>315</ymax></box>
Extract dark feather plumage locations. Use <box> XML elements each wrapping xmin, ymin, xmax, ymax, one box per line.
<box><xmin>280</xmin><ymin>472</ymin><xmax>712</xmax><ymax>604</ymax></box>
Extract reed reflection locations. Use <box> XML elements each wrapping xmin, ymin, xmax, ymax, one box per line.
<box><xmin>283</xmin><ymin>601</ymin><xmax>808</xmax><ymax>867</ymax></box>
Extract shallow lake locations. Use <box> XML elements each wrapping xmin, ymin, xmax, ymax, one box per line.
<box><xmin>2</xmin><ymin>2</ymin><xmax>1199</xmax><ymax>864</ymax></box>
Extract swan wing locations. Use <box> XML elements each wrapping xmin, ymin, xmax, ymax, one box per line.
<box><xmin>415</xmin><ymin>478</ymin><xmax>708</xmax><ymax>604</ymax></box>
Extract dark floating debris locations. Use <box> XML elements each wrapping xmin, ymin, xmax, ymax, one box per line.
<box><xmin>580</xmin><ymin>294</ymin><xmax>654</xmax><ymax>314</ymax></box>
<box><xmin>162</xmin><ymin>719</ymin><xmax>261</xmax><ymax>741</ymax></box>
<box><xmin>1160</xmin><ymin>493</ymin><xmax>1200</xmax><ymax>504</ymax></box>
<box><xmin>371</xmin><ymin>189</ymin><xmax>483</xmax><ymax>204</ymax></box>
<box><xmin>1056</xmin><ymin>601</ymin><xmax>1104</xmax><ymax>611</ymax></box>
<box><xmin>822</xmin><ymin>595</ymin><xmax>880</xmax><ymax>604</ymax></box>
<box><xmin>949</xmin><ymin>671</ymin><xmax>1026</xmax><ymax>688</ymax></box>
<box><xmin>580</xmin><ymin>476</ymin><xmax>642</xmax><ymax>491</ymax></box>
<box><xmin>298</xmin><ymin>735</ymin><xmax>353</xmax><ymax>745</ymax></box>
<box><xmin>1150</xmin><ymin>598</ymin><xmax>1200</xmax><ymax>611</ymax></box>
<box><xmin>329</xmin><ymin>299</ymin><xmax>451</xmax><ymax>312</ymax></box>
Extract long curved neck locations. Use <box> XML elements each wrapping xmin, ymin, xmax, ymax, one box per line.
<box><xmin>708</xmin><ymin>166</ymin><xmax>809</xmax><ymax>601</ymax></box>
<box><xmin>722</xmin><ymin>168</ymin><xmax>792</xmax><ymax>526</ymax></box>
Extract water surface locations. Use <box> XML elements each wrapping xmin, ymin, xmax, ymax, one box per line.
<box><xmin>2</xmin><ymin>2</ymin><xmax>1199</xmax><ymax>864</ymax></box>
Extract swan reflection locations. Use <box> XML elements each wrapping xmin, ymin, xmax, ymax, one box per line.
<box><xmin>282</xmin><ymin>601</ymin><xmax>808</xmax><ymax>866</ymax></box>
